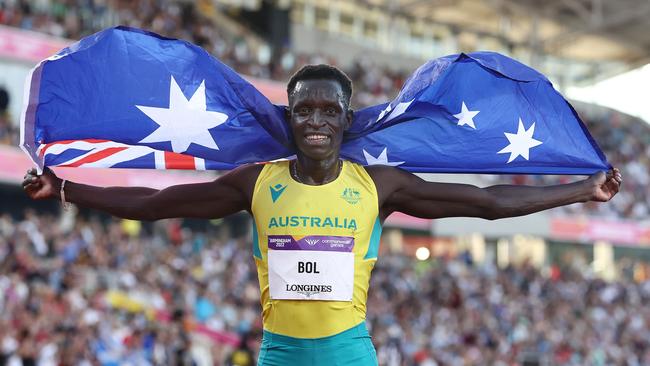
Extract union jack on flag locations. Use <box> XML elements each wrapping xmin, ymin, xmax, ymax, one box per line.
<box><xmin>37</xmin><ymin>139</ymin><xmax>211</xmax><ymax>170</ymax></box>
<box><xmin>21</xmin><ymin>27</ymin><xmax>609</xmax><ymax>175</ymax></box>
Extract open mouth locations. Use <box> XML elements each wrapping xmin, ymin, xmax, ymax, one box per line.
<box><xmin>304</xmin><ymin>134</ymin><xmax>330</xmax><ymax>145</ymax></box>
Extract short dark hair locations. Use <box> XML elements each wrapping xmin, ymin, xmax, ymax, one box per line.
<box><xmin>287</xmin><ymin>64</ymin><xmax>353</xmax><ymax>109</ymax></box>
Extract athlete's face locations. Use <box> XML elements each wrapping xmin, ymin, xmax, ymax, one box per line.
<box><xmin>287</xmin><ymin>79</ymin><xmax>352</xmax><ymax>160</ymax></box>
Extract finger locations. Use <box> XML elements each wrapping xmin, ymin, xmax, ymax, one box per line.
<box><xmin>28</xmin><ymin>182</ymin><xmax>43</xmax><ymax>194</ymax></box>
<box><xmin>24</xmin><ymin>178</ymin><xmax>40</xmax><ymax>188</ymax></box>
<box><xmin>22</xmin><ymin>175</ymin><xmax>36</xmax><ymax>187</ymax></box>
<box><xmin>600</xmin><ymin>172</ymin><xmax>610</xmax><ymax>184</ymax></box>
<box><xmin>23</xmin><ymin>183</ymin><xmax>37</xmax><ymax>193</ymax></box>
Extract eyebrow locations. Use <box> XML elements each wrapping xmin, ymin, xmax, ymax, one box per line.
<box><xmin>292</xmin><ymin>100</ymin><xmax>343</xmax><ymax>110</ymax></box>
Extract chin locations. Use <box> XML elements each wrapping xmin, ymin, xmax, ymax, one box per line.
<box><xmin>298</xmin><ymin>145</ymin><xmax>336</xmax><ymax>160</ymax></box>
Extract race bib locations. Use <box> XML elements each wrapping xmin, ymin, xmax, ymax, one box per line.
<box><xmin>267</xmin><ymin>235</ymin><xmax>354</xmax><ymax>301</ymax></box>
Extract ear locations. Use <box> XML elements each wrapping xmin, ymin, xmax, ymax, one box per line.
<box><xmin>284</xmin><ymin>106</ymin><xmax>291</xmax><ymax>122</ymax></box>
<box><xmin>345</xmin><ymin>109</ymin><xmax>354</xmax><ymax>130</ymax></box>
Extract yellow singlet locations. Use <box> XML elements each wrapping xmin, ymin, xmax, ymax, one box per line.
<box><xmin>251</xmin><ymin>160</ymin><xmax>382</xmax><ymax>339</ymax></box>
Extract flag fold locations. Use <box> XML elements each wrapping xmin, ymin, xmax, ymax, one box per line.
<box><xmin>21</xmin><ymin>26</ymin><xmax>610</xmax><ymax>175</ymax></box>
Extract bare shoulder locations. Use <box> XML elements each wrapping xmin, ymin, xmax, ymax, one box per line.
<box><xmin>213</xmin><ymin>163</ymin><xmax>265</xmax><ymax>202</ymax></box>
<box><xmin>363</xmin><ymin>165</ymin><xmax>419</xmax><ymax>204</ymax></box>
<box><xmin>364</xmin><ymin>164</ymin><xmax>413</xmax><ymax>181</ymax></box>
<box><xmin>220</xmin><ymin>163</ymin><xmax>265</xmax><ymax>182</ymax></box>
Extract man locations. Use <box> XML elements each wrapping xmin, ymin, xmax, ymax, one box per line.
<box><xmin>23</xmin><ymin>65</ymin><xmax>622</xmax><ymax>365</ymax></box>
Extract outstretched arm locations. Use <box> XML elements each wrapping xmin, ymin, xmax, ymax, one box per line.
<box><xmin>369</xmin><ymin>166</ymin><xmax>622</xmax><ymax>221</ymax></box>
<box><xmin>22</xmin><ymin>165</ymin><xmax>262</xmax><ymax>220</ymax></box>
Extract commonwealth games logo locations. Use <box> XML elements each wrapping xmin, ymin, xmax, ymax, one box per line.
<box><xmin>304</xmin><ymin>238</ymin><xmax>319</xmax><ymax>246</ymax></box>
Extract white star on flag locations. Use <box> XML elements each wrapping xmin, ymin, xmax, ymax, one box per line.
<box><xmin>376</xmin><ymin>99</ymin><xmax>414</xmax><ymax>123</ymax></box>
<box><xmin>137</xmin><ymin>76</ymin><xmax>228</xmax><ymax>153</ymax></box>
<box><xmin>498</xmin><ymin>118</ymin><xmax>543</xmax><ymax>163</ymax></box>
<box><xmin>363</xmin><ymin>147</ymin><xmax>405</xmax><ymax>166</ymax></box>
<box><xmin>453</xmin><ymin>102</ymin><xmax>479</xmax><ymax>129</ymax></box>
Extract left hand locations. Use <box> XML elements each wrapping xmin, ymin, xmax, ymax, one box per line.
<box><xmin>586</xmin><ymin>168</ymin><xmax>622</xmax><ymax>202</ymax></box>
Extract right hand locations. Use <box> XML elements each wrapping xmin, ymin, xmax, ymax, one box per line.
<box><xmin>584</xmin><ymin>167</ymin><xmax>622</xmax><ymax>203</ymax></box>
<box><xmin>22</xmin><ymin>168</ymin><xmax>61</xmax><ymax>200</ymax></box>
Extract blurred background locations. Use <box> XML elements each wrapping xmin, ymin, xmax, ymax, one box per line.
<box><xmin>0</xmin><ymin>0</ymin><xmax>649</xmax><ymax>365</ymax></box>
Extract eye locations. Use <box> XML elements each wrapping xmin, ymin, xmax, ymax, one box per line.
<box><xmin>297</xmin><ymin>107</ymin><xmax>311</xmax><ymax>115</ymax></box>
<box><xmin>326</xmin><ymin>107</ymin><xmax>337</xmax><ymax>115</ymax></box>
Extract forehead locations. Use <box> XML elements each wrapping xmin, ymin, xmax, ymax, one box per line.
<box><xmin>290</xmin><ymin>79</ymin><xmax>344</xmax><ymax>105</ymax></box>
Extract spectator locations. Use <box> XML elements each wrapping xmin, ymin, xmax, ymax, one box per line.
<box><xmin>0</xmin><ymin>0</ymin><xmax>646</xmax><ymax>220</ymax></box>
<box><xmin>1</xmin><ymin>211</ymin><xmax>649</xmax><ymax>365</ymax></box>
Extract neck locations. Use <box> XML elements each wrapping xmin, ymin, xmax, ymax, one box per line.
<box><xmin>293</xmin><ymin>154</ymin><xmax>341</xmax><ymax>185</ymax></box>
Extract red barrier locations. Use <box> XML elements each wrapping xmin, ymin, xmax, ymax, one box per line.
<box><xmin>0</xmin><ymin>25</ymin><xmax>70</xmax><ymax>63</ymax></box>
<box><xmin>551</xmin><ymin>216</ymin><xmax>650</xmax><ymax>246</ymax></box>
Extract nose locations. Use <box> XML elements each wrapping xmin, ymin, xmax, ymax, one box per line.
<box><xmin>307</xmin><ymin>109</ymin><xmax>326</xmax><ymax>127</ymax></box>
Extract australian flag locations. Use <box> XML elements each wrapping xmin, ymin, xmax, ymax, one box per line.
<box><xmin>21</xmin><ymin>26</ymin><xmax>609</xmax><ymax>175</ymax></box>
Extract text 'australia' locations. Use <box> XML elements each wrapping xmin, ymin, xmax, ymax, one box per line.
<box><xmin>268</xmin><ymin>216</ymin><xmax>357</xmax><ymax>230</ymax></box>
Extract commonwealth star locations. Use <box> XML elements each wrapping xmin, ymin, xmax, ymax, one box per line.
<box><xmin>137</xmin><ymin>76</ymin><xmax>228</xmax><ymax>153</ymax></box>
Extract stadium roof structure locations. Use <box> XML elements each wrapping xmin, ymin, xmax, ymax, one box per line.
<box><xmin>342</xmin><ymin>0</ymin><xmax>650</xmax><ymax>85</ymax></box>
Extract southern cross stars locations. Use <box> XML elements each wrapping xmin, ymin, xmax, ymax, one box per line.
<box><xmin>498</xmin><ymin>118</ymin><xmax>543</xmax><ymax>163</ymax></box>
<box><xmin>453</xmin><ymin>102</ymin><xmax>479</xmax><ymax>129</ymax></box>
<box><xmin>376</xmin><ymin>99</ymin><xmax>414</xmax><ymax>123</ymax></box>
<box><xmin>137</xmin><ymin>76</ymin><xmax>228</xmax><ymax>153</ymax></box>
<box><xmin>363</xmin><ymin>147</ymin><xmax>404</xmax><ymax>166</ymax></box>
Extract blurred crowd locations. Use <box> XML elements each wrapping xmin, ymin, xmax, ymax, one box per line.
<box><xmin>1</xmin><ymin>211</ymin><xmax>649</xmax><ymax>365</ymax></box>
<box><xmin>0</xmin><ymin>0</ymin><xmax>405</xmax><ymax>105</ymax></box>
<box><xmin>0</xmin><ymin>0</ymin><xmax>648</xmax><ymax>220</ymax></box>
<box><xmin>479</xmin><ymin>108</ymin><xmax>650</xmax><ymax>220</ymax></box>
<box><xmin>0</xmin><ymin>210</ymin><xmax>261</xmax><ymax>365</ymax></box>
<box><xmin>0</xmin><ymin>2</ymin><xmax>649</xmax><ymax>366</ymax></box>
<box><xmin>565</xmin><ymin>109</ymin><xmax>650</xmax><ymax>220</ymax></box>
<box><xmin>369</xmin><ymin>253</ymin><xmax>650</xmax><ymax>366</ymax></box>
<box><xmin>0</xmin><ymin>0</ymin><xmax>405</xmax><ymax>110</ymax></box>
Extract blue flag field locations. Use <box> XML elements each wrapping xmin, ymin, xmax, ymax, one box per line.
<box><xmin>20</xmin><ymin>26</ymin><xmax>610</xmax><ymax>174</ymax></box>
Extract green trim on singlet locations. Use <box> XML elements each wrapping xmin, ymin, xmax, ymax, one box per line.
<box><xmin>252</xmin><ymin>221</ymin><xmax>262</xmax><ymax>259</ymax></box>
<box><xmin>363</xmin><ymin>217</ymin><xmax>382</xmax><ymax>259</ymax></box>
<box><xmin>258</xmin><ymin>322</ymin><xmax>377</xmax><ymax>366</ymax></box>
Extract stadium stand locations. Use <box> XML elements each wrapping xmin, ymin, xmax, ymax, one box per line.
<box><xmin>0</xmin><ymin>0</ymin><xmax>405</xmax><ymax>104</ymax></box>
<box><xmin>482</xmin><ymin>107</ymin><xmax>650</xmax><ymax>220</ymax></box>
<box><xmin>1</xmin><ymin>1</ymin><xmax>649</xmax><ymax>365</ymax></box>
<box><xmin>0</xmin><ymin>211</ymin><xmax>259</xmax><ymax>365</ymax></box>
<box><xmin>0</xmin><ymin>0</ymin><xmax>647</xmax><ymax>219</ymax></box>
<box><xmin>1</xmin><ymin>212</ymin><xmax>649</xmax><ymax>365</ymax></box>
